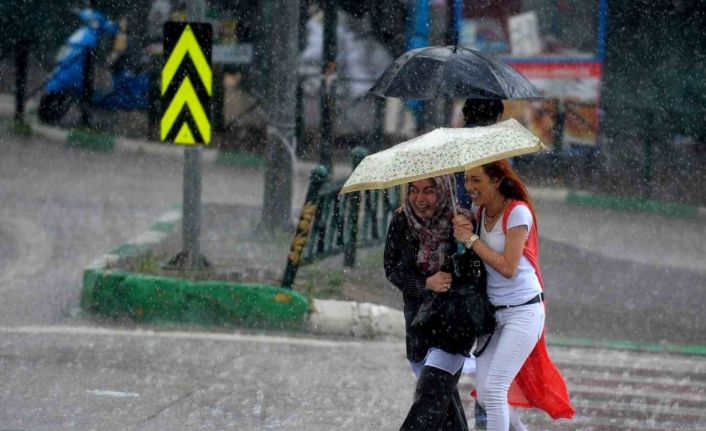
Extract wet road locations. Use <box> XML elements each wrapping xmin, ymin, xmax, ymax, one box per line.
<box><xmin>537</xmin><ymin>200</ymin><xmax>706</xmax><ymax>345</ymax></box>
<box><xmin>1</xmin><ymin>324</ymin><xmax>704</xmax><ymax>431</ymax></box>
<box><xmin>0</xmin><ymin>131</ymin><xmax>264</xmax><ymax>325</ymax></box>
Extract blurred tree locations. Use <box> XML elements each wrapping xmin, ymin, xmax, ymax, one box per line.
<box><xmin>0</xmin><ymin>0</ymin><xmax>74</xmax><ymax>65</ymax></box>
<box><xmin>323</xmin><ymin>0</ymin><xmax>409</xmax><ymax>56</ymax></box>
<box><xmin>0</xmin><ymin>0</ymin><xmax>152</xmax><ymax>68</ymax></box>
<box><xmin>600</xmin><ymin>0</ymin><xmax>706</xmax><ymax>201</ymax></box>
<box><xmin>602</xmin><ymin>0</ymin><xmax>706</xmax><ymax>143</ymax></box>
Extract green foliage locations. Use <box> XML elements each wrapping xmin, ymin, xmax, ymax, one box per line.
<box><xmin>602</xmin><ymin>1</ymin><xmax>706</xmax><ymax>142</ymax></box>
<box><xmin>0</xmin><ymin>0</ymin><xmax>151</xmax><ymax>67</ymax></box>
<box><xmin>0</xmin><ymin>1</ymin><xmax>73</xmax><ymax>62</ymax></box>
<box><xmin>216</xmin><ymin>150</ymin><xmax>265</xmax><ymax>168</ymax></box>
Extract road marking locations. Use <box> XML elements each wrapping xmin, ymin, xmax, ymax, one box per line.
<box><xmin>87</xmin><ymin>389</ymin><xmax>140</xmax><ymax>398</ymax></box>
<box><xmin>571</xmin><ymin>398</ymin><xmax>706</xmax><ymax>419</ymax></box>
<box><xmin>550</xmin><ymin>348</ymin><xmax>706</xmax><ymax>373</ymax></box>
<box><xmin>571</xmin><ymin>384</ymin><xmax>706</xmax><ymax>407</ymax></box>
<box><xmin>0</xmin><ymin>325</ymin><xmax>367</xmax><ymax>348</ymax></box>
<box><xmin>458</xmin><ymin>348</ymin><xmax>706</xmax><ymax>430</ymax></box>
<box><xmin>564</xmin><ymin>368</ymin><xmax>706</xmax><ymax>389</ymax></box>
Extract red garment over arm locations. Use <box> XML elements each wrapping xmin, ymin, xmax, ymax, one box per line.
<box><xmin>503</xmin><ymin>200</ymin><xmax>575</xmax><ymax>419</ymax></box>
<box><xmin>473</xmin><ymin>200</ymin><xmax>575</xmax><ymax>420</ymax></box>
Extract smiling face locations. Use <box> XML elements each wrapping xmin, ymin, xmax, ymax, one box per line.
<box><xmin>408</xmin><ymin>179</ymin><xmax>439</xmax><ymax>220</ymax></box>
<box><xmin>464</xmin><ymin>166</ymin><xmax>500</xmax><ymax>207</ymax></box>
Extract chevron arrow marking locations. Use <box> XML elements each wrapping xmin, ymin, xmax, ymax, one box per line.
<box><xmin>161</xmin><ymin>76</ymin><xmax>211</xmax><ymax>144</ymax></box>
<box><xmin>175</xmin><ymin>123</ymin><xmax>196</xmax><ymax>145</ymax></box>
<box><xmin>161</xmin><ymin>24</ymin><xmax>212</xmax><ymax>96</ymax></box>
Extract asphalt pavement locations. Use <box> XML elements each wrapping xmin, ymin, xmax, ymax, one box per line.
<box><xmin>1</xmin><ymin>324</ymin><xmax>705</xmax><ymax>431</ymax></box>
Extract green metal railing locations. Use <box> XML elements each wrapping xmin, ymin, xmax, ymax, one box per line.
<box><xmin>281</xmin><ymin>147</ymin><xmax>400</xmax><ymax>288</ymax></box>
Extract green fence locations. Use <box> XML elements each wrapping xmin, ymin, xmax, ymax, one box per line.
<box><xmin>281</xmin><ymin>147</ymin><xmax>400</xmax><ymax>288</ymax></box>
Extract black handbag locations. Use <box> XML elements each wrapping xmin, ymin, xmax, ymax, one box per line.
<box><xmin>411</xmin><ymin>245</ymin><xmax>496</xmax><ymax>354</ymax></box>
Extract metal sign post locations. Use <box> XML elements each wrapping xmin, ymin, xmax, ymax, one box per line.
<box><xmin>161</xmin><ymin>20</ymin><xmax>213</xmax><ymax>270</ymax></box>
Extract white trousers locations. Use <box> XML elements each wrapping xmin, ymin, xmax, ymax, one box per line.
<box><xmin>475</xmin><ymin>302</ymin><xmax>545</xmax><ymax>431</ymax></box>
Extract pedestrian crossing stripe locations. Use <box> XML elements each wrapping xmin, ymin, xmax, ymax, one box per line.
<box><xmin>161</xmin><ymin>22</ymin><xmax>212</xmax><ymax>145</ymax></box>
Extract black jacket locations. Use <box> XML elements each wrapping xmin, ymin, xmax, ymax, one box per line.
<box><xmin>384</xmin><ymin>211</ymin><xmax>484</xmax><ymax>362</ymax></box>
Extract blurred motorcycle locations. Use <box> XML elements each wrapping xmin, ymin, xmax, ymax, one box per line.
<box><xmin>38</xmin><ymin>8</ymin><xmax>153</xmax><ymax>124</ymax></box>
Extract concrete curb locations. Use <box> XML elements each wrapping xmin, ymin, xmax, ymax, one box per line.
<box><xmin>31</xmin><ymin>122</ymin><xmax>220</xmax><ymax>162</ymax></box>
<box><xmin>66</xmin><ymin>128</ymin><xmax>115</xmax><ymax>152</ymax></box>
<box><xmin>308</xmin><ymin>299</ymin><xmax>405</xmax><ymax>338</ymax></box>
<box><xmin>80</xmin><ymin>207</ymin><xmax>309</xmax><ymax>330</ymax></box>
<box><xmin>547</xmin><ymin>335</ymin><xmax>706</xmax><ymax>357</ymax></box>
<box><xmin>528</xmin><ymin>186</ymin><xmax>706</xmax><ymax>219</ymax></box>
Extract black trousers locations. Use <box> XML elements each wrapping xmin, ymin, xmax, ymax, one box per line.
<box><xmin>400</xmin><ymin>366</ymin><xmax>469</xmax><ymax>431</ymax></box>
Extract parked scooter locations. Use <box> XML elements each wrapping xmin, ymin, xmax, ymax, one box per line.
<box><xmin>38</xmin><ymin>8</ymin><xmax>152</xmax><ymax>124</ymax></box>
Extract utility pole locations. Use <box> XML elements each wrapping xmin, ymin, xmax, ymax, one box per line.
<box><xmin>14</xmin><ymin>38</ymin><xmax>29</xmax><ymax>125</ymax></box>
<box><xmin>174</xmin><ymin>0</ymin><xmax>209</xmax><ymax>269</ymax></box>
<box><xmin>81</xmin><ymin>48</ymin><xmax>94</xmax><ymax>127</ymax></box>
<box><xmin>295</xmin><ymin>0</ymin><xmax>309</xmax><ymax>148</ymax></box>
<box><xmin>319</xmin><ymin>0</ymin><xmax>337</xmax><ymax>173</ymax></box>
<box><xmin>262</xmin><ymin>0</ymin><xmax>300</xmax><ymax>229</ymax></box>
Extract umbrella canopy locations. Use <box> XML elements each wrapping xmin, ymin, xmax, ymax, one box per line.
<box><xmin>370</xmin><ymin>45</ymin><xmax>541</xmax><ymax>100</ymax></box>
<box><xmin>340</xmin><ymin>118</ymin><xmax>545</xmax><ymax>194</ymax></box>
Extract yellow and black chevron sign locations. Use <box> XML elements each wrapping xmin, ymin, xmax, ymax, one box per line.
<box><xmin>161</xmin><ymin>22</ymin><xmax>212</xmax><ymax>145</ymax></box>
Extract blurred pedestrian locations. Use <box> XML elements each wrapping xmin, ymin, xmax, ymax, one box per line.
<box><xmin>452</xmin><ymin>160</ymin><xmax>575</xmax><ymax>431</ymax></box>
<box><xmin>384</xmin><ymin>176</ymin><xmax>476</xmax><ymax>431</ymax></box>
<box><xmin>455</xmin><ymin>99</ymin><xmax>505</xmax><ymax>210</ymax></box>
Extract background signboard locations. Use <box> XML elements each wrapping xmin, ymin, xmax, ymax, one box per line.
<box><xmin>507</xmin><ymin>61</ymin><xmax>602</xmax><ymax>149</ymax></box>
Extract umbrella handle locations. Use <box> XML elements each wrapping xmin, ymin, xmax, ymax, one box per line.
<box><xmin>447</xmin><ymin>175</ymin><xmax>458</xmax><ymax>217</ymax></box>
<box><xmin>448</xmin><ymin>174</ymin><xmax>469</xmax><ymax>258</ymax></box>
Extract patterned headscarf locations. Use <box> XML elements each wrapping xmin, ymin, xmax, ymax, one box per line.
<box><xmin>403</xmin><ymin>175</ymin><xmax>455</xmax><ymax>276</ymax></box>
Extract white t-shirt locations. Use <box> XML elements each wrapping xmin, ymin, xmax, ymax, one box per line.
<box><xmin>473</xmin><ymin>203</ymin><xmax>542</xmax><ymax>307</ymax></box>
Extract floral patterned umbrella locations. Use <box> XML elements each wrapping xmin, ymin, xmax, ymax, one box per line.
<box><xmin>340</xmin><ymin>118</ymin><xmax>545</xmax><ymax>194</ymax></box>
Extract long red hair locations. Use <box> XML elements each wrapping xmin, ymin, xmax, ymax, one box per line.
<box><xmin>481</xmin><ymin>160</ymin><xmax>537</xmax><ymax>228</ymax></box>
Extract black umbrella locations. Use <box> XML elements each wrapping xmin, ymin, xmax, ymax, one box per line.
<box><xmin>370</xmin><ymin>45</ymin><xmax>541</xmax><ymax>100</ymax></box>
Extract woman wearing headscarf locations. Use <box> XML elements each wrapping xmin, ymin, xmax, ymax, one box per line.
<box><xmin>384</xmin><ymin>175</ymin><xmax>477</xmax><ymax>431</ymax></box>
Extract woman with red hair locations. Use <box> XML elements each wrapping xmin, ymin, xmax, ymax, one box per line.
<box><xmin>452</xmin><ymin>160</ymin><xmax>574</xmax><ymax>431</ymax></box>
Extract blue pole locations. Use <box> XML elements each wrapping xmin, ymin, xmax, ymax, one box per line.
<box><xmin>597</xmin><ymin>0</ymin><xmax>608</xmax><ymax>61</ymax></box>
<box><xmin>452</xmin><ymin>0</ymin><xmax>462</xmax><ymax>48</ymax></box>
<box><xmin>405</xmin><ymin>0</ymin><xmax>430</xmax><ymax>130</ymax></box>
<box><xmin>406</xmin><ymin>0</ymin><xmax>430</xmax><ymax>50</ymax></box>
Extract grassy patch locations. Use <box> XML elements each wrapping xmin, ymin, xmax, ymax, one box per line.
<box><xmin>67</xmin><ymin>128</ymin><xmax>115</xmax><ymax>152</ymax></box>
<box><xmin>567</xmin><ymin>191</ymin><xmax>697</xmax><ymax>218</ymax></box>
<box><xmin>118</xmin><ymin>252</ymin><xmax>223</xmax><ymax>282</ymax></box>
<box><xmin>216</xmin><ymin>150</ymin><xmax>264</xmax><ymax>168</ymax></box>
<box><xmin>299</xmin><ymin>266</ymin><xmax>347</xmax><ymax>299</ymax></box>
<box><xmin>10</xmin><ymin>120</ymin><xmax>32</xmax><ymax>137</ymax></box>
